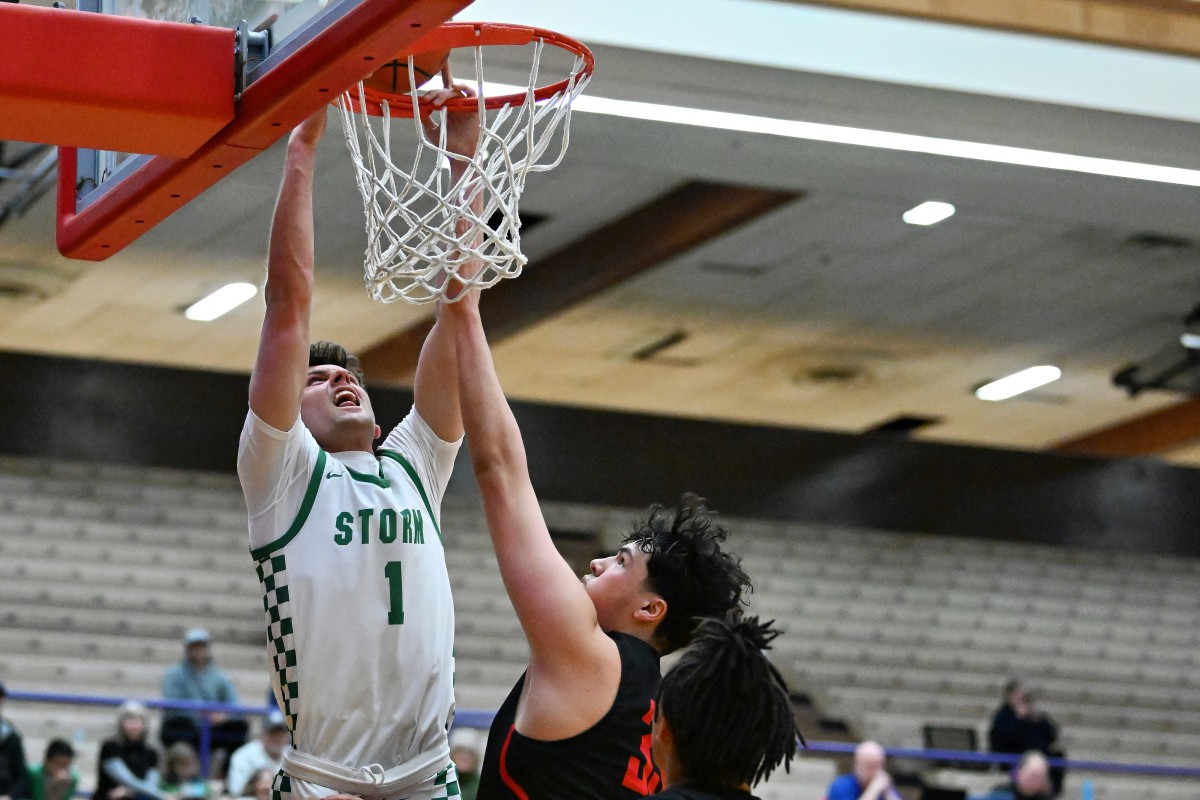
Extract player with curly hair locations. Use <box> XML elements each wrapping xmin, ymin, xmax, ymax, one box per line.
<box><xmin>441</xmin><ymin>286</ymin><xmax>753</xmax><ymax>799</ymax></box>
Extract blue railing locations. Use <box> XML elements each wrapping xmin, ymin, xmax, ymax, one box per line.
<box><xmin>799</xmin><ymin>741</ymin><xmax>1200</xmax><ymax>779</ymax></box>
<box><xmin>7</xmin><ymin>689</ymin><xmax>497</xmax><ymax>777</ymax></box>
<box><xmin>10</xmin><ymin>689</ymin><xmax>1200</xmax><ymax>785</ymax></box>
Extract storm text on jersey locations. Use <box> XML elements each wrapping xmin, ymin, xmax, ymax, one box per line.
<box><xmin>333</xmin><ymin>508</ymin><xmax>426</xmax><ymax>545</ymax></box>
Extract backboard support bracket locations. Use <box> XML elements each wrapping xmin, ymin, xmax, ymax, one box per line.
<box><xmin>235</xmin><ymin>21</ymin><xmax>273</xmax><ymax>98</ymax></box>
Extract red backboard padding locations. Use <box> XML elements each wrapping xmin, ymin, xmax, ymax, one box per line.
<box><xmin>54</xmin><ymin>0</ymin><xmax>471</xmax><ymax>261</ymax></box>
<box><xmin>0</xmin><ymin>4</ymin><xmax>233</xmax><ymax>157</ymax></box>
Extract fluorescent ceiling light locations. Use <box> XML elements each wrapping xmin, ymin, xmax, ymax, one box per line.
<box><xmin>903</xmin><ymin>201</ymin><xmax>955</xmax><ymax>226</ymax></box>
<box><xmin>975</xmin><ymin>366</ymin><xmax>1062</xmax><ymax>401</ymax></box>
<box><xmin>184</xmin><ymin>282</ymin><xmax>257</xmax><ymax>321</ymax></box>
<box><xmin>480</xmin><ymin>82</ymin><xmax>1200</xmax><ymax>187</ymax></box>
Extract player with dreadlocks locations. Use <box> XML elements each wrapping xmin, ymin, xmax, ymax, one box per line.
<box><xmin>652</xmin><ymin>613</ymin><xmax>803</xmax><ymax>799</ymax></box>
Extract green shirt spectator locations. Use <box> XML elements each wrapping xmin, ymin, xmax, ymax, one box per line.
<box><xmin>28</xmin><ymin>741</ymin><xmax>78</xmax><ymax>800</ymax></box>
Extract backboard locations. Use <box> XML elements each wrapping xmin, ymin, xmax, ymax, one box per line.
<box><xmin>28</xmin><ymin>0</ymin><xmax>473</xmax><ymax>259</ymax></box>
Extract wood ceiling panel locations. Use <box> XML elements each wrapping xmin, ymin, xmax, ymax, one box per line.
<box><xmin>1056</xmin><ymin>397</ymin><xmax>1200</xmax><ymax>456</ymax></box>
<box><xmin>359</xmin><ymin>181</ymin><xmax>801</xmax><ymax>384</ymax></box>
<box><xmin>794</xmin><ymin>0</ymin><xmax>1200</xmax><ymax>57</ymax></box>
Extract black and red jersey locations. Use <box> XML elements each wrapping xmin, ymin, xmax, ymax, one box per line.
<box><xmin>476</xmin><ymin>632</ymin><xmax>662</xmax><ymax>800</ymax></box>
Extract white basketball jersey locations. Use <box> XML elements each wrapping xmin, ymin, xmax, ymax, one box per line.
<box><xmin>248</xmin><ymin>423</ymin><xmax>456</xmax><ymax>772</ymax></box>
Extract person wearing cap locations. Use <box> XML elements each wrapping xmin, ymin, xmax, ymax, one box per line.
<box><xmin>160</xmin><ymin>629</ymin><xmax>247</xmax><ymax>774</ymax></box>
<box><xmin>0</xmin><ymin>682</ymin><xmax>33</xmax><ymax>800</ymax></box>
<box><xmin>96</xmin><ymin>701</ymin><xmax>167</xmax><ymax>800</ymax></box>
<box><xmin>224</xmin><ymin>713</ymin><xmax>289</xmax><ymax>797</ymax></box>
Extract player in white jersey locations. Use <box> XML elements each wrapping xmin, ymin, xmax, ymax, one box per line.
<box><xmin>237</xmin><ymin>94</ymin><xmax>479</xmax><ymax>800</ymax></box>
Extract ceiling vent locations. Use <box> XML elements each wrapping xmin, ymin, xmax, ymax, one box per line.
<box><xmin>611</xmin><ymin>329</ymin><xmax>698</xmax><ymax>366</ymax></box>
<box><xmin>794</xmin><ymin>363</ymin><xmax>864</xmax><ymax>385</ymax></box>
<box><xmin>700</xmin><ymin>260</ymin><xmax>770</xmax><ymax>277</ymax></box>
<box><xmin>0</xmin><ymin>262</ymin><xmax>73</xmax><ymax>306</ymax></box>
<box><xmin>1124</xmin><ymin>231</ymin><xmax>1192</xmax><ymax>253</ymax></box>
<box><xmin>864</xmin><ymin>414</ymin><xmax>942</xmax><ymax>436</ymax></box>
<box><xmin>783</xmin><ymin>346</ymin><xmax>905</xmax><ymax>389</ymax></box>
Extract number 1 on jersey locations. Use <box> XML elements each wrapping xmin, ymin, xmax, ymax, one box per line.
<box><xmin>385</xmin><ymin>560</ymin><xmax>404</xmax><ymax>625</ymax></box>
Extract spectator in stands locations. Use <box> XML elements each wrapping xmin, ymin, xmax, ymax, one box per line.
<box><xmin>651</xmin><ymin>614</ymin><xmax>801</xmax><ymax>799</ymax></box>
<box><xmin>988</xmin><ymin>681</ymin><xmax>1057</xmax><ymax>756</ymax></box>
<box><xmin>988</xmin><ymin>680</ymin><xmax>1063</xmax><ymax>795</ymax></box>
<box><xmin>969</xmin><ymin>751</ymin><xmax>1053</xmax><ymax>800</ymax></box>
<box><xmin>28</xmin><ymin>740</ymin><xmax>78</xmax><ymax>800</ymax></box>
<box><xmin>447</xmin><ymin>730</ymin><xmax>481</xmax><ymax>800</ymax></box>
<box><xmin>0</xmin><ymin>682</ymin><xmax>32</xmax><ymax>800</ymax></box>
<box><xmin>225</xmin><ymin>712</ymin><xmax>288</xmax><ymax>797</ymax></box>
<box><xmin>160</xmin><ymin>743</ymin><xmax>208</xmax><ymax>799</ymax></box>
<box><xmin>825</xmin><ymin>741</ymin><xmax>901</xmax><ymax>800</ymax></box>
<box><xmin>239</xmin><ymin>769</ymin><xmax>274</xmax><ymax>800</ymax></box>
<box><xmin>96</xmin><ymin>701</ymin><xmax>168</xmax><ymax>800</ymax></box>
<box><xmin>161</xmin><ymin>629</ymin><xmax>247</xmax><ymax>775</ymax></box>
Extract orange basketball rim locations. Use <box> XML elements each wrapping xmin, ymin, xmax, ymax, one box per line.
<box><xmin>344</xmin><ymin>22</ymin><xmax>596</xmax><ymax>118</ymax></box>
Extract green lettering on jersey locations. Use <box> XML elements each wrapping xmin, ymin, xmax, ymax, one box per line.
<box><xmin>334</xmin><ymin>512</ymin><xmax>353</xmax><ymax>546</ymax></box>
<box><xmin>358</xmin><ymin>508</ymin><xmax>374</xmax><ymax>544</ymax></box>
<box><xmin>335</xmin><ymin>507</ymin><xmax>425</xmax><ymax>546</ymax></box>
<box><xmin>379</xmin><ymin>509</ymin><xmax>397</xmax><ymax>544</ymax></box>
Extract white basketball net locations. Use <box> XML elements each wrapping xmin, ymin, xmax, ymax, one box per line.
<box><xmin>336</xmin><ymin>40</ymin><xmax>590</xmax><ymax>304</ymax></box>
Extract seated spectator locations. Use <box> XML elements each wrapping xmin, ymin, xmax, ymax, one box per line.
<box><xmin>238</xmin><ymin>769</ymin><xmax>273</xmax><ymax>800</ymax></box>
<box><xmin>160</xmin><ymin>629</ymin><xmax>247</xmax><ymax>776</ymax></box>
<box><xmin>969</xmin><ymin>752</ymin><xmax>1053</xmax><ymax>800</ymax></box>
<box><xmin>28</xmin><ymin>740</ymin><xmax>78</xmax><ymax>800</ymax></box>
<box><xmin>224</xmin><ymin>712</ymin><xmax>288</xmax><ymax>797</ymax></box>
<box><xmin>159</xmin><ymin>743</ymin><xmax>208</xmax><ymax>800</ymax></box>
<box><xmin>988</xmin><ymin>680</ymin><xmax>1064</xmax><ymax>795</ymax></box>
<box><xmin>651</xmin><ymin>614</ymin><xmax>802</xmax><ymax>799</ymax></box>
<box><xmin>988</xmin><ymin>681</ymin><xmax>1057</xmax><ymax>755</ymax></box>
<box><xmin>0</xmin><ymin>683</ymin><xmax>32</xmax><ymax>800</ymax></box>
<box><xmin>826</xmin><ymin>741</ymin><xmax>902</xmax><ymax>800</ymax></box>
<box><xmin>96</xmin><ymin>701</ymin><xmax>168</xmax><ymax>800</ymax></box>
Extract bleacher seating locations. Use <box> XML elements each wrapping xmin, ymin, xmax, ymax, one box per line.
<box><xmin>1</xmin><ymin>455</ymin><xmax>1198</xmax><ymax>799</ymax></box>
<box><xmin>730</xmin><ymin>520</ymin><xmax>1200</xmax><ymax>799</ymax></box>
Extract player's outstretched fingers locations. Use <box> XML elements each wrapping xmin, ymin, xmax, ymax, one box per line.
<box><xmin>421</xmin><ymin>84</ymin><xmax>481</xmax><ymax>159</ymax></box>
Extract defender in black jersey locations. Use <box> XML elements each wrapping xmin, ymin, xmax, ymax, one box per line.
<box><xmin>443</xmin><ymin>283</ymin><xmax>752</xmax><ymax>800</ymax></box>
<box><xmin>651</xmin><ymin>615</ymin><xmax>802</xmax><ymax>799</ymax></box>
<box><xmin>480</xmin><ymin>632</ymin><xmax>659</xmax><ymax>799</ymax></box>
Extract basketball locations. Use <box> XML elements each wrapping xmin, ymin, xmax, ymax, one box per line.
<box><xmin>361</xmin><ymin>48</ymin><xmax>451</xmax><ymax>96</ymax></box>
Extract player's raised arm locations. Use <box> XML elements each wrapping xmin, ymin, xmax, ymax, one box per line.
<box><xmin>248</xmin><ymin>111</ymin><xmax>326</xmax><ymax>431</ymax></box>
<box><xmin>409</xmin><ymin>85</ymin><xmax>483</xmax><ymax>443</ymax></box>
<box><xmin>443</xmin><ymin>290</ymin><xmax>620</xmax><ymax>732</ymax></box>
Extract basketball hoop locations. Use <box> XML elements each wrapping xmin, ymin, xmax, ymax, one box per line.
<box><xmin>335</xmin><ymin>22</ymin><xmax>595</xmax><ymax>304</ymax></box>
